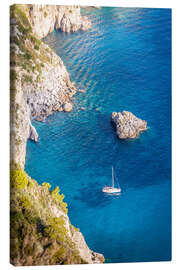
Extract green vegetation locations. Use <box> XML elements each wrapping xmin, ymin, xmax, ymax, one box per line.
<box><xmin>53</xmin><ymin>247</ymin><xmax>66</xmax><ymax>263</ymax></box>
<box><xmin>28</xmin><ymin>181</ymin><xmax>34</xmax><ymax>188</ymax></box>
<box><xmin>11</xmin><ymin>4</ymin><xmax>32</xmax><ymax>36</ymax></box>
<box><xmin>10</xmin><ymin>169</ymin><xmax>28</xmax><ymax>189</ymax></box>
<box><xmin>14</xmin><ymin>5</ymin><xmax>32</xmax><ymax>30</ymax></box>
<box><xmin>10</xmin><ymin>50</ymin><xmax>16</xmax><ymax>67</ymax></box>
<box><xmin>24</xmin><ymin>246</ymin><xmax>34</xmax><ymax>256</ymax></box>
<box><xmin>10</xmin><ymin>4</ymin><xmax>52</xmax><ymax>90</ymax></box>
<box><xmin>30</xmin><ymin>34</ymin><xmax>41</xmax><ymax>48</ymax></box>
<box><xmin>34</xmin><ymin>44</ymin><xmax>40</xmax><ymax>50</ymax></box>
<box><xmin>10</xmin><ymin>70</ymin><xmax>17</xmax><ymax>84</ymax></box>
<box><xmin>10</xmin><ymin>69</ymin><xmax>17</xmax><ymax>104</ymax></box>
<box><xmin>18</xmin><ymin>195</ymin><xmax>32</xmax><ymax>210</ymax></box>
<box><xmin>45</xmin><ymin>47</ymin><xmax>51</xmax><ymax>53</ymax></box>
<box><xmin>10</xmin><ymin>165</ymin><xmax>86</xmax><ymax>265</ymax></box>
<box><xmin>22</xmin><ymin>74</ymin><xmax>33</xmax><ymax>85</ymax></box>
<box><xmin>44</xmin><ymin>217</ymin><xmax>67</xmax><ymax>241</ymax></box>
<box><xmin>51</xmin><ymin>186</ymin><xmax>68</xmax><ymax>214</ymax></box>
<box><xmin>70</xmin><ymin>224</ymin><xmax>80</xmax><ymax>236</ymax></box>
<box><xmin>42</xmin><ymin>182</ymin><xmax>51</xmax><ymax>189</ymax></box>
<box><xmin>25</xmin><ymin>52</ymin><xmax>32</xmax><ymax>60</ymax></box>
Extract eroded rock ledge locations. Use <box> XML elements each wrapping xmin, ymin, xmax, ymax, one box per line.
<box><xmin>111</xmin><ymin>111</ymin><xmax>147</xmax><ymax>139</ymax></box>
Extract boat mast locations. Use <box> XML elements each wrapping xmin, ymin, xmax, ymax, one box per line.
<box><xmin>112</xmin><ymin>166</ymin><xmax>114</xmax><ymax>188</ymax></box>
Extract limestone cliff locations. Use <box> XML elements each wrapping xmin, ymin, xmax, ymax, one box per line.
<box><xmin>10</xmin><ymin>4</ymin><xmax>104</xmax><ymax>265</ymax></box>
<box><xmin>27</xmin><ymin>4</ymin><xmax>91</xmax><ymax>39</ymax></box>
<box><xmin>10</xmin><ymin>4</ymin><xmax>78</xmax><ymax>168</ymax></box>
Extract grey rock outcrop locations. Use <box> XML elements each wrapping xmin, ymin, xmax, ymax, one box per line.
<box><xmin>111</xmin><ymin>111</ymin><xmax>147</xmax><ymax>139</ymax></box>
<box><xmin>26</xmin><ymin>55</ymin><xmax>76</xmax><ymax>121</ymax></box>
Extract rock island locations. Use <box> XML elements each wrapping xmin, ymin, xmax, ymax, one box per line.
<box><xmin>111</xmin><ymin>111</ymin><xmax>147</xmax><ymax>139</ymax></box>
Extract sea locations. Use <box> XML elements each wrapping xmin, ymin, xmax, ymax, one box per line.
<box><xmin>25</xmin><ymin>7</ymin><xmax>171</xmax><ymax>263</ymax></box>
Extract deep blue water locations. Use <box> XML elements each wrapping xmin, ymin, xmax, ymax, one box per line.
<box><xmin>25</xmin><ymin>7</ymin><xmax>171</xmax><ymax>263</ymax></box>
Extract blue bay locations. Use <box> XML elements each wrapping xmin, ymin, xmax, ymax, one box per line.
<box><xmin>25</xmin><ymin>7</ymin><xmax>171</xmax><ymax>263</ymax></box>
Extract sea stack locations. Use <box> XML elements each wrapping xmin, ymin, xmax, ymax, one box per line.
<box><xmin>29</xmin><ymin>123</ymin><xmax>39</xmax><ymax>142</ymax></box>
<box><xmin>111</xmin><ymin>111</ymin><xmax>147</xmax><ymax>139</ymax></box>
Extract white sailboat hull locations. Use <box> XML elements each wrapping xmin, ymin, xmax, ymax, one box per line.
<box><xmin>102</xmin><ymin>166</ymin><xmax>121</xmax><ymax>193</ymax></box>
<box><xmin>102</xmin><ymin>186</ymin><xmax>121</xmax><ymax>193</ymax></box>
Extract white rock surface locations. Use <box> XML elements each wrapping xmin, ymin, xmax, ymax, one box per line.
<box><xmin>72</xmin><ymin>231</ymin><xmax>104</xmax><ymax>264</ymax></box>
<box><xmin>28</xmin><ymin>5</ymin><xmax>91</xmax><ymax>39</ymax></box>
<box><xmin>29</xmin><ymin>123</ymin><xmax>39</xmax><ymax>142</ymax></box>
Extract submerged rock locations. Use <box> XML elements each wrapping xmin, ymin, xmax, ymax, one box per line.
<box><xmin>111</xmin><ymin>111</ymin><xmax>147</xmax><ymax>139</ymax></box>
<box><xmin>95</xmin><ymin>107</ymin><xmax>100</xmax><ymax>111</ymax></box>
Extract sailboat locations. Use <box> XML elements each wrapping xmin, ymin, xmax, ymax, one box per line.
<box><xmin>102</xmin><ymin>166</ymin><xmax>121</xmax><ymax>193</ymax></box>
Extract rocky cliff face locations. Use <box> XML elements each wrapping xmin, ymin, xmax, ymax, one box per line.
<box><xmin>27</xmin><ymin>4</ymin><xmax>91</xmax><ymax>38</ymax></box>
<box><xmin>10</xmin><ymin>170</ymin><xmax>104</xmax><ymax>265</ymax></box>
<box><xmin>10</xmin><ymin>4</ymin><xmax>79</xmax><ymax>168</ymax></box>
<box><xmin>10</xmin><ymin>4</ymin><xmax>104</xmax><ymax>265</ymax></box>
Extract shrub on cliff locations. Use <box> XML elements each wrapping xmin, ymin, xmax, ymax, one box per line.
<box><xmin>51</xmin><ymin>186</ymin><xmax>68</xmax><ymax>214</ymax></box>
<box><xmin>10</xmin><ymin>169</ymin><xmax>28</xmax><ymax>189</ymax></box>
<box><xmin>44</xmin><ymin>217</ymin><xmax>67</xmax><ymax>241</ymax></box>
<box><xmin>42</xmin><ymin>182</ymin><xmax>51</xmax><ymax>190</ymax></box>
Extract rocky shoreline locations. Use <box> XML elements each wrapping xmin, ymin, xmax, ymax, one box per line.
<box><xmin>10</xmin><ymin>4</ymin><xmax>89</xmax><ymax>167</ymax></box>
<box><xmin>10</xmin><ymin>4</ymin><xmax>104</xmax><ymax>266</ymax></box>
<box><xmin>26</xmin><ymin>54</ymin><xmax>77</xmax><ymax>123</ymax></box>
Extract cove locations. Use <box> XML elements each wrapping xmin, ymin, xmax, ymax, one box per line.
<box><xmin>25</xmin><ymin>7</ymin><xmax>171</xmax><ymax>263</ymax></box>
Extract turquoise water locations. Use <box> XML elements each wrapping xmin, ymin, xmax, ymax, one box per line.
<box><xmin>25</xmin><ymin>7</ymin><xmax>171</xmax><ymax>262</ymax></box>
